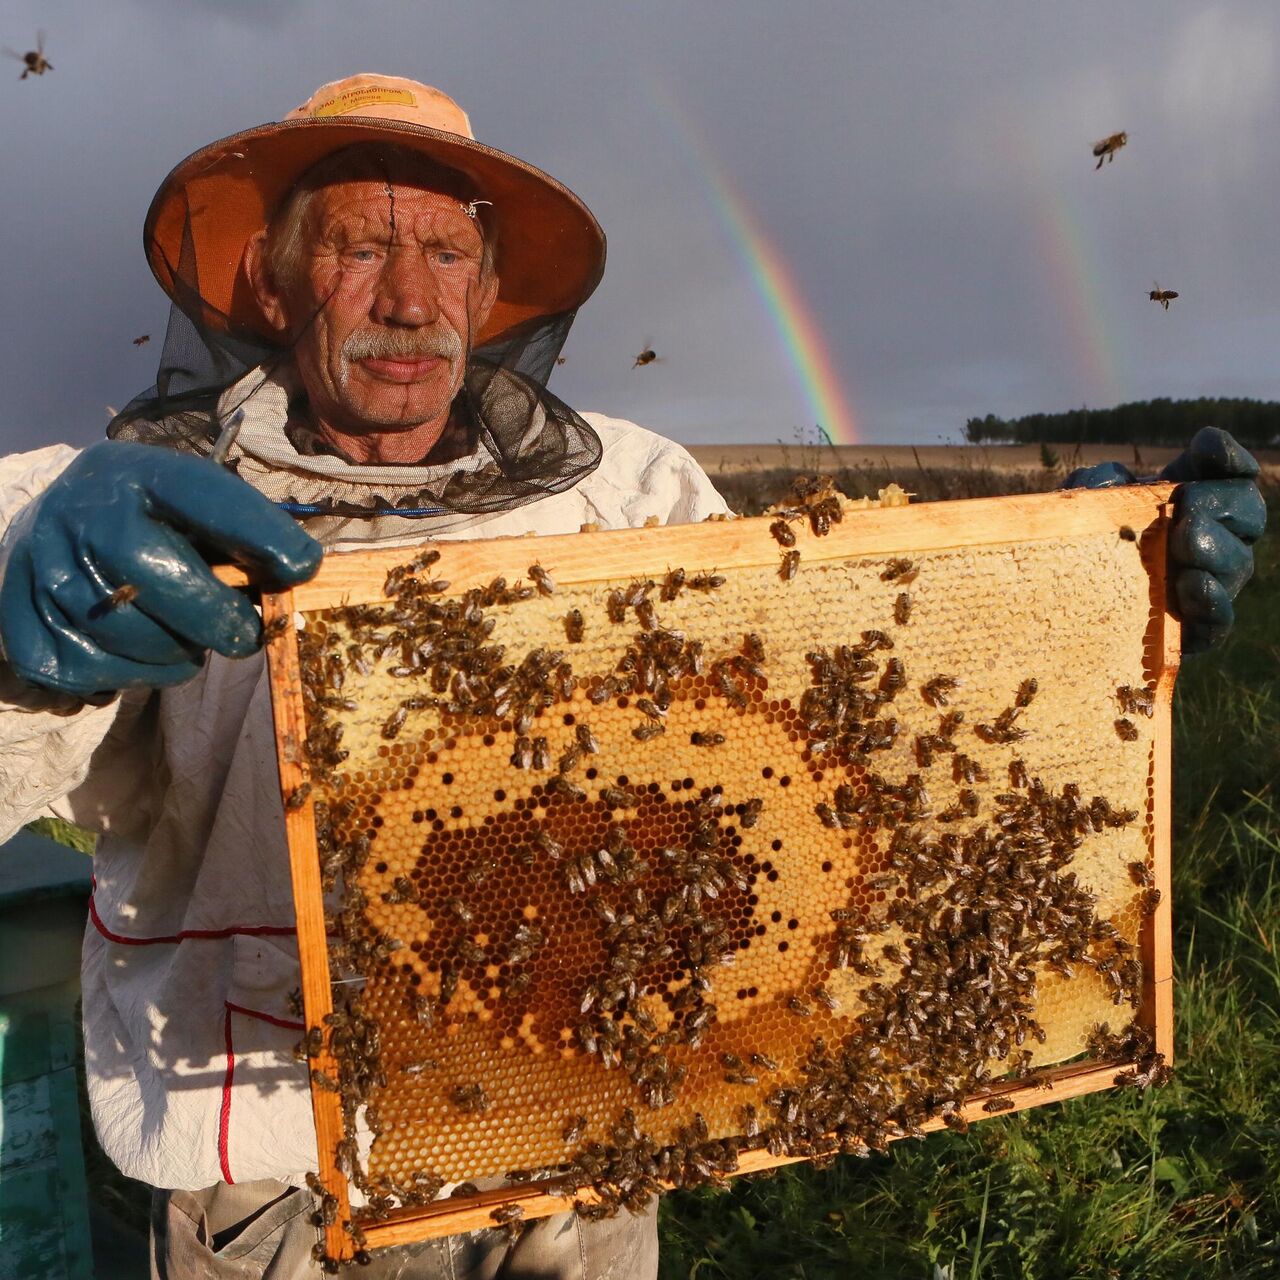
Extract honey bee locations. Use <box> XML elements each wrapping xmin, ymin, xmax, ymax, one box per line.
<box><xmin>770</xmin><ymin>519</ymin><xmax>797</xmax><ymax>548</ymax></box>
<box><xmin>310</xmin><ymin>1068</ymin><xmax>340</xmax><ymax>1092</ymax></box>
<box><xmin>260</xmin><ymin>615</ymin><xmax>292</xmax><ymax>643</ymax></box>
<box><xmin>1149</xmin><ymin>283</ymin><xmax>1179</xmax><ymax>311</ymax></box>
<box><xmin>779</xmin><ymin>549</ymin><xmax>801</xmax><ymax>581</ymax></box>
<box><xmin>607</xmin><ymin>591</ymin><xmax>627</xmax><ymax>623</ymax></box>
<box><xmin>739</xmin><ymin>797</ymin><xmax>763</xmax><ymax>828</ymax></box>
<box><xmin>1015</xmin><ymin>678</ymin><xmax>1038</xmax><ymax>708</ymax></box>
<box><xmin>633</xmin><ymin>722</ymin><xmax>665</xmax><ymax>741</ymax></box>
<box><xmin>529</xmin><ymin>563</ymin><xmax>555</xmax><ymax>596</ymax></box>
<box><xmin>450</xmin><ymin>1083</ymin><xmax>490</xmax><ymax>1114</ymax></box>
<box><xmin>879</xmin><ymin>558</ymin><xmax>914</xmax><ymax>582</ymax></box>
<box><xmin>661</xmin><ymin>567</ymin><xmax>686</xmax><ymax>601</ymax></box>
<box><xmin>1115</xmin><ymin>718</ymin><xmax>1139</xmax><ymax>742</ymax></box>
<box><xmin>285</xmin><ymin>782</ymin><xmax>312</xmax><ymax>811</ymax></box>
<box><xmin>5</xmin><ymin>32</ymin><xmax>52</xmax><ymax>79</ymax></box>
<box><xmin>132</xmin><ymin>334</ymin><xmax>150</xmax><ymax>347</ymax></box>
<box><xmin>921</xmin><ymin>675</ymin><xmax>958</xmax><ymax>707</ymax></box>
<box><xmin>690</xmin><ymin>731</ymin><xmax>725</xmax><ymax>747</ymax></box>
<box><xmin>1128</xmin><ymin>861</ymin><xmax>1154</xmax><ymax>888</ymax></box>
<box><xmin>1119</xmin><ymin>524</ymin><xmax>1137</xmax><ymax>542</ymax></box>
<box><xmin>787</xmin><ymin>996</ymin><xmax>813</xmax><ymax>1018</ymax></box>
<box><xmin>563</xmin><ymin>1114</ymin><xmax>588</xmax><ymax>1144</ymax></box>
<box><xmin>633</xmin><ymin>347</ymin><xmax>659</xmax><ymax>368</ymax></box>
<box><xmin>532</xmin><ymin>737</ymin><xmax>552</xmax><ymax>770</ymax></box>
<box><xmin>575</xmin><ymin>723</ymin><xmax>599</xmax><ymax>754</ymax></box>
<box><xmin>893</xmin><ymin>592</ymin><xmax>912</xmax><ymax>626</ymax></box>
<box><xmin>565</xmin><ymin>609</ymin><xmax>585</xmax><ymax>642</ymax></box>
<box><xmin>1117</xmin><ymin>684</ymin><xmax>1155</xmax><ymax>717</ymax></box>
<box><xmin>1092</xmin><ymin>131</ymin><xmax>1127</xmax><ymax>168</ymax></box>
<box><xmin>981</xmin><ymin>1096</ymin><xmax>1015</xmax><ymax>1113</ymax></box>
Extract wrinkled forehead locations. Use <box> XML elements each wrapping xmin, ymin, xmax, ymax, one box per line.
<box><xmin>306</xmin><ymin>180</ymin><xmax>486</xmax><ymax>250</ymax></box>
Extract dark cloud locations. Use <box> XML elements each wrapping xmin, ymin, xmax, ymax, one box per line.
<box><xmin>1</xmin><ymin>0</ymin><xmax>1277</xmax><ymax>454</ymax></box>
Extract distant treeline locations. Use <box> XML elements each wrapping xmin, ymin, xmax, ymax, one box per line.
<box><xmin>964</xmin><ymin>398</ymin><xmax>1280</xmax><ymax>447</ymax></box>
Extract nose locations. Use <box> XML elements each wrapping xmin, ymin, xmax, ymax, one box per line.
<box><xmin>370</xmin><ymin>248</ymin><xmax>441</xmax><ymax>328</ymax></box>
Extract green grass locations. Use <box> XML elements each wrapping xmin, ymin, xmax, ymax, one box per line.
<box><xmin>657</xmin><ymin>490</ymin><xmax>1280</xmax><ymax>1279</ymax></box>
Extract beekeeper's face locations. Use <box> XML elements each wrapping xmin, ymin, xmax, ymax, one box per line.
<box><xmin>253</xmin><ymin>180</ymin><xmax>497</xmax><ymax>438</ymax></box>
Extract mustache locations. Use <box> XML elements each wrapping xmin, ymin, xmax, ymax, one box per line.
<box><xmin>341</xmin><ymin>326</ymin><xmax>464</xmax><ymax>363</ymax></box>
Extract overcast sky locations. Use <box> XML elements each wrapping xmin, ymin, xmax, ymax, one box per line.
<box><xmin>2</xmin><ymin>0</ymin><xmax>1278</xmax><ymax>452</ymax></box>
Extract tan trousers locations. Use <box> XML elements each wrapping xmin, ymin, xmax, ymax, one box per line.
<box><xmin>150</xmin><ymin>1180</ymin><xmax>659</xmax><ymax>1280</ymax></box>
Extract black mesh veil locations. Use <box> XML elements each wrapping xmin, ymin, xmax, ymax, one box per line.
<box><xmin>109</xmin><ymin>144</ymin><xmax>602</xmax><ymax>522</ymax></box>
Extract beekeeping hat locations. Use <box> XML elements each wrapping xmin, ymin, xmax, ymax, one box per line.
<box><xmin>144</xmin><ymin>73</ymin><xmax>605</xmax><ymax>346</ymax></box>
<box><xmin>112</xmin><ymin>75</ymin><xmax>607</xmax><ymax>521</ymax></box>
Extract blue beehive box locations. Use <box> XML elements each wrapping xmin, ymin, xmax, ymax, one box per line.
<box><xmin>0</xmin><ymin>828</ymin><xmax>94</xmax><ymax>1280</ymax></box>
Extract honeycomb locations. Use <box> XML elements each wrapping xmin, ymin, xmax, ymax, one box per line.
<box><xmin>280</xmin><ymin>489</ymin><xmax>1171</xmax><ymax>1244</ymax></box>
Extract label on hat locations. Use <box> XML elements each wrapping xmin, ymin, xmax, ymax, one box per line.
<box><xmin>312</xmin><ymin>87</ymin><xmax>416</xmax><ymax>118</ymax></box>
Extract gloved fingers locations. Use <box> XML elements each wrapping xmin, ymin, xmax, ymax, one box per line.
<box><xmin>1061</xmin><ymin>462</ymin><xmax>1138</xmax><ymax>490</ymax></box>
<box><xmin>88</xmin><ymin>513</ymin><xmax>268</xmax><ymax>659</ymax></box>
<box><xmin>0</xmin><ymin>547</ymin><xmax>202</xmax><ymax>697</ymax></box>
<box><xmin>1159</xmin><ymin>427</ymin><xmax>1260</xmax><ymax>482</ymax></box>
<box><xmin>140</xmin><ymin>455</ymin><xmax>323</xmax><ymax>589</ymax></box>
<box><xmin>1181</xmin><ymin>619</ymin><xmax>1231</xmax><ymax>656</ymax></box>
<box><xmin>1175</xmin><ymin>478</ymin><xmax>1267</xmax><ymax>544</ymax></box>
<box><xmin>1169</xmin><ymin>512</ymin><xmax>1255</xmax><ymax>599</ymax></box>
<box><xmin>1173</xmin><ymin>567</ymin><xmax>1236</xmax><ymax>631</ymax></box>
<box><xmin>41</xmin><ymin>566</ymin><xmax>203</xmax><ymax>667</ymax></box>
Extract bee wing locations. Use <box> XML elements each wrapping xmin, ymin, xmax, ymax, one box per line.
<box><xmin>2</xmin><ymin>48</ymin><xmax>24</xmax><ymax>62</ymax></box>
<box><xmin>1165</xmin><ymin>290</ymin><xmax>1178</xmax><ymax>300</ymax></box>
<box><xmin>36</xmin><ymin>29</ymin><xmax>45</xmax><ymax>54</ymax></box>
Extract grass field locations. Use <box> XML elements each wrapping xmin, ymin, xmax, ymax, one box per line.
<box><xmin>657</xmin><ymin>478</ymin><xmax>1280</xmax><ymax>1279</ymax></box>
<box><xmin>38</xmin><ymin>465</ymin><xmax>1280</xmax><ymax>1276</ymax></box>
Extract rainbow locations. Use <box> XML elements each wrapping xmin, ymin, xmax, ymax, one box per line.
<box><xmin>1015</xmin><ymin>121</ymin><xmax>1127</xmax><ymax>409</ymax></box>
<box><xmin>646</xmin><ymin>79</ymin><xmax>863</xmax><ymax>444</ymax></box>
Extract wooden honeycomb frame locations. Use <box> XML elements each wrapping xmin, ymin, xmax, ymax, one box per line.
<box><xmin>249</xmin><ymin>484</ymin><xmax>1179</xmax><ymax>1261</ymax></box>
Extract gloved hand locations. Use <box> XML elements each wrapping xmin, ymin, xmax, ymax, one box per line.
<box><xmin>0</xmin><ymin>441</ymin><xmax>322</xmax><ymax>699</ymax></box>
<box><xmin>1062</xmin><ymin>427</ymin><xmax>1266</xmax><ymax>653</ymax></box>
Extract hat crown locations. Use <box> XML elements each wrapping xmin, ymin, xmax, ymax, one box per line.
<box><xmin>287</xmin><ymin>74</ymin><xmax>474</xmax><ymax>139</ymax></box>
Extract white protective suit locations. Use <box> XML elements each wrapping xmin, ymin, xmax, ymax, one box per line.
<box><xmin>0</xmin><ymin>365</ymin><xmax>730</xmax><ymax>1190</ymax></box>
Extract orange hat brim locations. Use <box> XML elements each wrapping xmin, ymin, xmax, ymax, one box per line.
<box><xmin>144</xmin><ymin>116</ymin><xmax>606</xmax><ymax>348</ymax></box>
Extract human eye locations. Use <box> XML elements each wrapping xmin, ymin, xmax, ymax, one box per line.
<box><xmin>340</xmin><ymin>243</ymin><xmax>383</xmax><ymax>267</ymax></box>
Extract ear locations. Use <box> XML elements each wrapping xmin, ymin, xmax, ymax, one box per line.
<box><xmin>243</xmin><ymin>230</ymin><xmax>291</xmax><ymax>335</ymax></box>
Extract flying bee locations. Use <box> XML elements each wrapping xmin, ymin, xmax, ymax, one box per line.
<box><xmin>1149</xmin><ymin>282</ymin><xmax>1178</xmax><ymax>310</ymax></box>
<box><xmin>633</xmin><ymin>346</ymin><xmax>659</xmax><ymax>368</ymax></box>
<box><xmin>529</xmin><ymin>563</ymin><xmax>555</xmax><ymax>596</ymax></box>
<box><xmin>564</xmin><ymin>609</ymin><xmax>585</xmax><ymax>643</ymax></box>
<box><xmin>5</xmin><ymin>32</ymin><xmax>52</xmax><ymax>79</ymax></box>
<box><xmin>779</xmin><ymin>549</ymin><xmax>801</xmax><ymax>581</ymax></box>
<box><xmin>691</xmin><ymin>731</ymin><xmax>725</xmax><ymax>747</ymax></box>
<box><xmin>1092</xmin><ymin>130</ymin><xmax>1128</xmax><ymax>168</ymax></box>
<box><xmin>1115</xmin><ymin>718</ymin><xmax>1139</xmax><ymax>742</ymax></box>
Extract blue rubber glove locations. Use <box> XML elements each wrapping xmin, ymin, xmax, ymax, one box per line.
<box><xmin>1062</xmin><ymin>427</ymin><xmax>1266</xmax><ymax>653</ymax></box>
<box><xmin>0</xmin><ymin>441</ymin><xmax>322</xmax><ymax>699</ymax></box>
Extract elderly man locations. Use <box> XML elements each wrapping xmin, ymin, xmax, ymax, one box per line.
<box><xmin>0</xmin><ymin>74</ymin><xmax>1265</xmax><ymax>1280</ymax></box>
